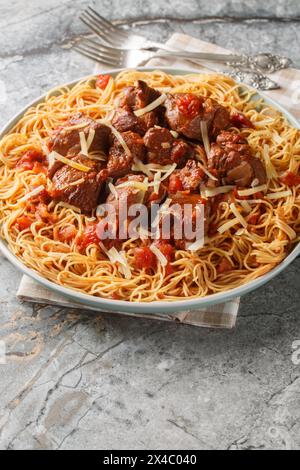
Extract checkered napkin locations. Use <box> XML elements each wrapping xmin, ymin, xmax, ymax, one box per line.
<box><xmin>16</xmin><ymin>33</ymin><xmax>300</xmax><ymax>328</ymax></box>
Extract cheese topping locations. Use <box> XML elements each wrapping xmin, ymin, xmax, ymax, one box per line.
<box><xmin>106</xmin><ymin>247</ymin><xmax>132</xmax><ymax>279</ymax></box>
<box><xmin>48</xmin><ymin>151</ymin><xmax>91</xmax><ymax>172</ymax></box>
<box><xmin>202</xmin><ymin>185</ymin><xmax>234</xmax><ymax>198</ymax></box>
<box><xmin>108</xmin><ymin>182</ymin><xmax>119</xmax><ymax>200</ymax></box>
<box><xmin>237</xmin><ymin>184</ymin><xmax>268</xmax><ymax>197</ymax></box>
<box><xmin>217</xmin><ymin>217</ymin><xmax>240</xmax><ymax>234</ymax></box>
<box><xmin>19</xmin><ymin>185</ymin><xmax>45</xmax><ymax>202</ymax></box>
<box><xmin>263</xmin><ymin>144</ymin><xmax>277</xmax><ymax>179</ymax></box>
<box><xmin>134</xmin><ymin>94</ymin><xmax>167</xmax><ymax>117</ymax></box>
<box><xmin>149</xmin><ymin>244</ymin><xmax>168</xmax><ymax>267</ymax></box>
<box><xmin>187</xmin><ymin>237</ymin><xmax>205</xmax><ymax>251</ymax></box>
<box><xmin>79</xmin><ymin>131</ymin><xmax>88</xmax><ymax>156</ymax></box>
<box><xmin>229</xmin><ymin>202</ymin><xmax>248</xmax><ymax>228</ymax></box>
<box><xmin>200</xmin><ymin>121</ymin><xmax>210</xmax><ymax>157</ymax></box>
<box><xmin>266</xmin><ymin>190</ymin><xmax>292</xmax><ymax>200</ymax></box>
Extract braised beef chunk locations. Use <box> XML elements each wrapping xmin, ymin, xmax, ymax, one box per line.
<box><xmin>165</xmin><ymin>193</ymin><xmax>210</xmax><ymax>249</ymax></box>
<box><xmin>112</xmin><ymin>106</ymin><xmax>147</xmax><ymax>136</ymax></box>
<box><xmin>104</xmin><ymin>174</ymin><xmax>167</xmax><ymax>241</ymax></box>
<box><xmin>107</xmin><ymin>175</ymin><xmax>146</xmax><ymax>206</ymax></box>
<box><xmin>116</xmin><ymin>174</ymin><xmax>167</xmax><ymax>207</ymax></box>
<box><xmin>116</xmin><ymin>80</ymin><xmax>163</xmax><ymax>135</ymax></box>
<box><xmin>144</xmin><ymin>127</ymin><xmax>194</xmax><ymax>166</ymax></box>
<box><xmin>164</xmin><ymin>93</ymin><xmax>230</xmax><ymax>141</ymax></box>
<box><xmin>105</xmin><ymin>175</ymin><xmax>147</xmax><ymax>236</ymax></box>
<box><xmin>48</xmin><ymin>116</ymin><xmax>111</xmax><ymax>158</ymax></box>
<box><xmin>49</xmin><ymin>155</ymin><xmax>103</xmax><ymax>214</ymax></box>
<box><xmin>206</xmin><ymin>100</ymin><xmax>231</xmax><ymax>138</ymax></box>
<box><xmin>107</xmin><ymin>131</ymin><xmax>146</xmax><ymax>178</ymax></box>
<box><xmin>208</xmin><ymin>131</ymin><xmax>267</xmax><ymax>187</ymax></box>
<box><xmin>169</xmin><ymin>159</ymin><xmax>205</xmax><ymax>192</ymax></box>
<box><xmin>121</xmin><ymin>80</ymin><xmax>161</xmax><ymax>109</ymax></box>
<box><xmin>106</xmin><ymin>173</ymin><xmax>167</xmax><ymax>214</ymax></box>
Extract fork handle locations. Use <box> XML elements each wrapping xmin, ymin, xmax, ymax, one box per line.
<box><xmin>151</xmin><ymin>50</ymin><xmax>240</xmax><ymax>63</ymax></box>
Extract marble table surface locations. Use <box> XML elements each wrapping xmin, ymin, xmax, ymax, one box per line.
<box><xmin>0</xmin><ymin>0</ymin><xmax>300</xmax><ymax>450</ymax></box>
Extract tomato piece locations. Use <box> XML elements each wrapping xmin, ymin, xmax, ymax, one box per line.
<box><xmin>16</xmin><ymin>150</ymin><xmax>46</xmax><ymax>171</ymax></box>
<box><xmin>154</xmin><ymin>240</ymin><xmax>175</xmax><ymax>263</ymax></box>
<box><xmin>231</xmin><ymin>112</ymin><xmax>254</xmax><ymax>129</ymax></box>
<box><xmin>168</xmin><ymin>174</ymin><xmax>184</xmax><ymax>193</ymax></box>
<box><xmin>247</xmin><ymin>214</ymin><xmax>259</xmax><ymax>225</ymax></box>
<box><xmin>216</xmin><ymin>258</ymin><xmax>232</xmax><ymax>274</ymax></box>
<box><xmin>37</xmin><ymin>189</ymin><xmax>51</xmax><ymax>204</ymax></box>
<box><xmin>79</xmin><ymin>223</ymin><xmax>99</xmax><ymax>249</ymax></box>
<box><xmin>280</xmin><ymin>171</ymin><xmax>300</xmax><ymax>187</ymax></box>
<box><xmin>134</xmin><ymin>246</ymin><xmax>157</xmax><ymax>270</ymax></box>
<box><xmin>111</xmin><ymin>292</ymin><xmax>121</xmax><ymax>300</ymax></box>
<box><xmin>15</xmin><ymin>215</ymin><xmax>33</xmax><ymax>231</ymax></box>
<box><xmin>165</xmin><ymin>263</ymin><xmax>175</xmax><ymax>276</ymax></box>
<box><xmin>55</xmin><ymin>225</ymin><xmax>77</xmax><ymax>242</ymax></box>
<box><xmin>32</xmin><ymin>162</ymin><xmax>47</xmax><ymax>174</ymax></box>
<box><xmin>176</xmin><ymin>94</ymin><xmax>203</xmax><ymax>118</ymax></box>
<box><xmin>35</xmin><ymin>203</ymin><xmax>55</xmax><ymax>223</ymax></box>
<box><xmin>95</xmin><ymin>74</ymin><xmax>111</xmax><ymax>90</ymax></box>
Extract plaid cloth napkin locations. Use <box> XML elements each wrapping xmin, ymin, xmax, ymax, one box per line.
<box><xmin>16</xmin><ymin>33</ymin><xmax>300</xmax><ymax>328</ymax></box>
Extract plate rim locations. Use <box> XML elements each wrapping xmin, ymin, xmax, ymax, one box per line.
<box><xmin>0</xmin><ymin>66</ymin><xmax>299</xmax><ymax>314</ymax></box>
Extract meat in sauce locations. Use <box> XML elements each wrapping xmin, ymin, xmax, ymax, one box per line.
<box><xmin>113</xmin><ymin>80</ymin><xmax>163</xmax><ymax>136</ymax></box>
<box><xmin>49</xmin><ymin>155</ymin><xmax>105</xmax><ymax>214</ymax></box>
<box><xmin>208</xmin><ymin>131</ymin><xmax>267</xmax><ymax>187</ymax></box>
<box><xmin>164</xmin><ymin>193</ymin><xmax>210</xmax><ymax>249</ymax></box>
<box><xmin>107</xmin><ymin>131</ymin><xmax>146</xmax><ymax>178</ymax></box>
<box><xmin>168</xmin><ymin>159</ymin><xmax>205</xmax><ymax>192</ymax></box>
<box><xmin>113</xmin><ymin>174</ymin><xmax>167</xmax><ymax>207</ymax></box>
<box><xmin>164</xmin><ymin>93</ymin><xmax>230</xmax><ymax>141</ymax></box>
<box><xmin>48</xmin><ymin>115</ymin><xmax>111</xmax><ymax>158</ymax></box>
<box><xmin>111</xmin><ymin>106</ymin><xmax>147</xmax><ymax>136</ymax></box>
<box><xmin>144</xmin><ymin>127</ymin><xmax>194</xmax><ymax>166</ymax></box>
<box><xmin>21</xmin><ymin>82</ymin><xmax>271</xmax><ymax>252</ymax></box>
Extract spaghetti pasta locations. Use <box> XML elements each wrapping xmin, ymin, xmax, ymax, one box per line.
<box><xmin>0</xmin><ymin>70</ymin><xmax>299</xmax><ymax>302</ymax></box>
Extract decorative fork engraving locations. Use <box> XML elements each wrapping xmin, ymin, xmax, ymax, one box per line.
<box><xmin>227</xmin><ymin>53</ymin><xmax>292</xmax><ymax>74</ymax></box>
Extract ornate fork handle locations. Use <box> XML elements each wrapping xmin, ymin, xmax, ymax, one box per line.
<box><xmin>226</xmin><ymin>68</ymin><xmax>280</xmax><ymax>90</ymax></box>
<box><xmin>226</xmin><ymin>53</ymin><xmax>292</xmax><ymax>74</ymax></box>
<box><xmin>154</xmin><ymin>51</ymin><xmax>292</xmax><ymax>74</ymax></box>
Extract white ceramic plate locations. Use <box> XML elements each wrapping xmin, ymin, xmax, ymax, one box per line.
<box><xmin>0</xmin><ymin>67</ymin><xmax>299</xmax><ymax>314</ymax></box>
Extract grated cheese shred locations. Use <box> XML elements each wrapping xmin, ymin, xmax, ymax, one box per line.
<box><xmin>229</xmin><ymin>202</ymin><xmax>248</xmax><ymax>228</ymax></box>
<box><xmin>48</xmin><ymin>151</ymin><xmax>91</xmax><ymax>172</ymax></box>
<box><xmin>134</xmin><ymin>94</ymin><xmax>167</xmax><ymax>117</ymax></box>
<box><xmin>149</xmin><ymin>244</ymin><xmax>168</xmax><ymax>267</ymax></box>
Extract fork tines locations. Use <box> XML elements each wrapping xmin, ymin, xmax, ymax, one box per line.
<box><xmin>80</xmin><ymin>6</ymin><xmax>129</xmax><ymax>48</ymax></box>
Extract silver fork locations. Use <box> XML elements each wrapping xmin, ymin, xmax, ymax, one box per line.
<box><xmin>74</xmin><ymin>38</ymin><xmax>244</xmax><ymax>68</ymax></box>
<box><xmin>79</xmin><ymin>6</ymin><xmax>292</xmax><ymax>75</ymax></box>
<box><xmin>80</xmin><ymin>5</ymin><xmax>171</xmax><ymax>51</ymax></box>
<box><xmin>73</xmin><ymin>39</ymin><xmax>280</xmax><ymax>90</ymax></box>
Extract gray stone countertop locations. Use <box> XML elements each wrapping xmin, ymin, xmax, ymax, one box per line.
<box><xmin>0</xmin><ymin>0</ymin><xmax>300</xmax><ymax>450</ymax></box>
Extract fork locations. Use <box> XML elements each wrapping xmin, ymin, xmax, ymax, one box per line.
<box><xmin>79</xmin><ymin>6</ymin><xmax>292</xmax><ymax>75</ymax></box>
<box><xmin>73</xmin><ymin>39</ymin><xmax>280</xmax><ymax>90</ymax></box>
<box><xmin>80</xmin><ymin>5</ymin><xmax>172</xmax><ymax>51</ymax></box>
<box><xmin>74</xmin><ymin>38</ymin><xmax>244</xmax><ymax>68</ymax></box>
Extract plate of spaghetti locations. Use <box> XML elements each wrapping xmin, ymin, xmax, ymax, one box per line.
<box><xmin>0</xmin><ymin>68</ymin><xmax>299</xmax><ymax>314</ymax></box>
